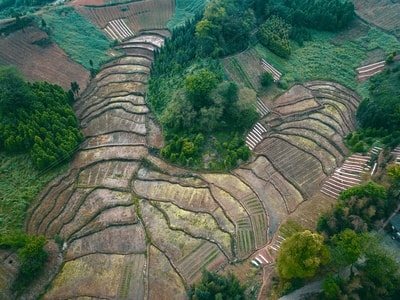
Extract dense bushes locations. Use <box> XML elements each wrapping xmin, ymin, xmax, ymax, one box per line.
<box><xmin>188</xmin><ymin>270</ymin><xmax>246</xmax><ymax>299</ymax></box>
<box><xmin>346</xmin><ymin>61</ymin><xmax>400</xmax><ymax>152</ymax></box>
<box><xmin>0</xmin><ymin>231</ymin><xmax>47</xmax><ymax>292</ymax></box>
<box><xmin>258</xmin><ymin>16</ymin><xmax>291</xmax><ymax>58</ymax></box>
<box><xmin>317</xmin><ymin>182</ymin><xmax>390</xmax><ymax>236</ymax></box>
<box><xmin>356</xmin><ymin>62</ymin><xmax>400</xmax><ymax>133</ymax></box>
<box><xmin>148</xmin><ymin>10</ymin><xmax>258</xmax><ymax>170</ymax></box>
<box><xmin>195</xmin><ymin>0</ymin><xmax>256</xmax><ymax>57</ymax></box>
<box><xmin>0</xmin><ymin>66</ymin><xmax>83</xmax><ymax>170</ymax></box>
<box><xmin>254</xmin><ymin>0</ymin><xmax>354</xmax><ymax>31</ymax></box>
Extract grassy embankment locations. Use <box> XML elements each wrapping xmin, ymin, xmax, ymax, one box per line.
<box><xmin>0</xmin><ymin>153</ymin><xmax>67</xmax><ymax>234</ymax></box>
<box><xmin>251</xmin><ymin>26</ymin><xmax>400</xmax><ymax>99</ymax></box>
<box><xmin>39</xmin><ymin>5</ymin><xmax>115</xmax><ymax>70</ymax></box>
<box><xmin>166</xmin><ymin>0</ymin><xmax>207</xmax><ymax>29</ymax></box>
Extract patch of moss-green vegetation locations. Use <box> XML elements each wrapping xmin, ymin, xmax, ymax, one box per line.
<box><xmin>0</xmin><ymin>153</ymin><xmax>67</xmax><ymax>234</ymax></box>
<box><xmin>40</xmin><ymin>6</ymin><xmax>113</xmax><ymax>70</ymax></box>
<box><xmin>346</xmin><ymin>61</ymin><xmax>400</xmax><ymax>152</ymax></box>
<box><xmin>167</xmin><ymin>0</ymin><xmax>207</xmax><ymax>29</ymax></box>
<box><xmin>149</xmin><ymin>13</ymin><xmax>256</xmax><ymax>171</ymax></box>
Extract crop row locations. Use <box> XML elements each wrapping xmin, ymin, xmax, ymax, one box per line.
<box><xmin>78</xmin><ymin>0</ymin><xmax>175</xmax><ymax>33</ymax></box>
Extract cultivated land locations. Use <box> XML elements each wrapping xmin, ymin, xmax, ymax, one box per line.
<box><xmin>0</xmin><ymin>25</ymin><xmax>90</xmax><ymax>91</ymax></box>
<box><xmin>0</xmin><ymin>1</ymin><xmax>397</xmax><ymax>299</ymax></box>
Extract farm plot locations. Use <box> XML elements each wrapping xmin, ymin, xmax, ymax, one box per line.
<box><xmin>81</xmin><ymin>107</ymin><xmax>148</xmax><ymax>137</ymax></box>
<box><xmin>72</xmin><ymin>146</ymin><xmax>148</xmax><ymax>169</ymax></box>
<box><xmin>154</xmin><ymin>201</ymin><xmax>234</xmax><ymax>258</ymax></box>
<box><xmin>58</xmin><ymin>189</ymin><xmax>133</xmax><ymax>240</ymax></box>
<box><xmin>202</xmin><ymin>174</ymin><xmax>268</xmax><ymax>250</ymax></box>
<box><xmin>235</xmin><ymin>155</ymin><xmax>303</xmax><ymax>232</ymax></box>
<box><xmin>77</xmin><ymin>0</ymin><xmax>175</xmax><ymax>34</ymax></box>
<box><xmin>257</xmin><ymin>137</ymin><xmax>326</xmax><ymax>198</ymax></box>
<box><xmin>134</xmin><ymin>179</ymin><xmax>218</xmax><ymax>212</ymax></box>
<box><xmin>0</xmin><ymin>25</ymin><xmax>90</xmax><ymax>91</ymax></box>
<box><xmin>352</xmin><ymin>0</ymin><xmax>400</xmax><ymax>37</ymax></box>
<box><xmin>43</xmin><ymin>253</ymin><xmax>144</xmax><ymax>300</ymax></box>
<box><xmin>77</xmin><ymin>160</ymin><xmax>141</xmax><ymax>188</ymax></box>
<box><xmin>25</xmin><ymin>170</ymin><xmax>78</xmax><ymax>235</ymax></box>
<box><xmin>356</xmin><ymin>60</ymin><xmax>385</xmax><ymax>82</ymax></box>
<box><xmin>82</xmin><ymin>132</ymin><xmax>147</xmax><ymax>149</ymax></box>
<box><xmin>75</xmin><ymin>93</ymin><xmax>147</xmax><ymax>122</ymax></box>
<box><xmin>321</xmin><ymin>153</ymin><xmax>372</xmax><ymax>199</ymax></box>
<box><xmin>137</xmin><ymin>168</ymin><xmax>207</xmax><ymax>188</ymax></box>
<box><xmin>140</xmin><ymin>199</ymin><xmax>228</xmax><ymax>281</ymax></box>
<box><xmin>66</xmin><ymin>224</ymin><xmax>146</xmax><ymax>260</ymax></box>
<box><xmin>148</xmin><ymin>245</ymin><xmax>187</xmax><ymax>300</ymax></box>
<box><xmin>69</xmin><ymin>205</ymin><xmax>139</xmax><ymax>241</ymax></box>
<box><xmin>176</xmin><ymin>240</ymin><xmax>228</xmax><ymax>284</ymax></box>
<box><xmin>271</xmin><ymin>126</ymin><xmax>342</xmax><ymax>172</ymax></box>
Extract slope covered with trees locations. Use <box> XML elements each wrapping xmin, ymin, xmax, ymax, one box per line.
<box><xmin>0</xmin><ymin>66</ymin><xmax>83</xmax><ymax>170</ymax></box>
<box><xmin>148</xmin><ymin>12</ymin><xmax>256</xmax><ymax>170</ymax></box>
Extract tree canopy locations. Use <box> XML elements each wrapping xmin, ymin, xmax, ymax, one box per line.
<box><xmin>277</xmin><ymin>230</ymin><xmax>330</xmax><ymax>279</ymax></box>
<box><xmin>0</xmin><ymin>67</ymin><xmax>82</xmax><ymax>170</ymax></box>
<box><xmin>195</xmin><ymin>0</ymin><xmax>256</xmax><ymax>57</ymax></box>
<box><xmin>188</xmin><ymin>270</ymin><xmax>246</xmax><ymax>300</ymax></box>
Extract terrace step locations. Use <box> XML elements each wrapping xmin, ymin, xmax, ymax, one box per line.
<box><xmin>320</xmin><ymin>153</ymin><xmax>373</xmax><ymax>199</ymax></box>
<box><xmin>261</xmin><ymin>59</ymin><xmax>282</xmax><ymax>82</ymax></box>
<box><xmin>391</xmin><ymin>145</ymin><xmax>400</xmax><ymax>164</ymax></box>
<box><xmin>256</xmin><ymin>97</ymin><xmax>270</xmax><ymax>117</ymax></box>
<box><xmin>105</xmin><ymin>19</ymin><xmax>135</xmax><ymax>42</ymax></box>
<box><xmin>246</xmin><ymin>122</ymin><xmax>267</xmax><ymax>150</ymax></box>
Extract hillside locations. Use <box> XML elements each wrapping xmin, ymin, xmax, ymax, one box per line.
<box><xmin>0</xmin><ymin>0</ymin><xmax>399</xmax><ymax>299</ymax></box>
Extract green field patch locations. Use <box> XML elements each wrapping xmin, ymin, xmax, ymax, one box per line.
<box><xmin>154</xmin><ymin>201</ymin><xmax>233</xmax><ymax>258</ymax></box>
<box><xmin>167</xmin><ymin>0</ymin><xmax>207</xmax><ymax>29</ymax></box>
<box><xmin>45</xmin><ymin>253</ymin><xmax>131</xmax><ymax>299</ymax></box>
<box><xmin>0</xmin><ymin>153</ymin><xmax>67</xmax><ymax>234</ymax></box>
<box><xmin>40</xmin><ymin>6</ymin><xmax>114</xmax><ymax>70</ymax></box>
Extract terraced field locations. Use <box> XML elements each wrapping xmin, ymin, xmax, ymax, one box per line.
<box><xmin>7</xmin><ymin>5</ymin><xmax>365</xmax><ymax>299</ymax></box>
<box><xmin>20</xmin><ymin>36</ymin><xmax>361</xmax><ymax>296</ymax></box>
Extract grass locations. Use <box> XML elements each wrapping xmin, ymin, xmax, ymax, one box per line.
<box><xmin>39</xmin><ymin>6</ymin><xmax>114</xmax><ymax>70</ymax></box>
<box><xmin>167</xmin><ymin>0</ymin><xmax>207</xmax><ymax>29</ymax></box>
<box><xmin>0</xmin><ymin>152</ymin><xmax>68</xmax><ymax>235</ymax></box>
<box><xmin>253</xmin><ymin>27</ymin><xmax>400</xmax><ymax>92</ymax></box>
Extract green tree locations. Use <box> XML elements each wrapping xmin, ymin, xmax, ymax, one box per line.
<box><xmin>258</xmin><ymin>15</ymin><xmax>291</xmax><ymax>58</ymax></box>
<box><xmin>277</xmin><ymin>230</ymin><xmax>330</xmax><ymax>279</ymax></box>
<box><xmin>189</xmin><ymin>270</ymin><xmax>246</xmax><ymax>300</ymax></box>
<box><xmin>260</xmin><ymin>72</ymin><xmax>274</xmax><ymax>87</ymax></box>
<box><xmin>185</xmin><ymin>69</ymin><xmax>219</xmax><ymax>108</ymax></box>
<box><xmin>0</xmin><ymin>66</ymin><xmax>32</xmax><ymax>113</ymax></box>
<box><xmin>331</xmin><ymin>229</ymin><xmax>362</xmax><ymax>275</ymax></box>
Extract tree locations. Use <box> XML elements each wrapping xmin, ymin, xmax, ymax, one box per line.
<box><xmin>188</xmin><ymin>270</ymin><xmax>246</xmax><ymax>300</ymax></box>
<box><xmin>277</xmin><ymin>230</ymin><xmax>330</xmax><ymax>279</ymax></box>
<box><xmin>260</xmin><ymin>72</ymin><xmax>274</xmax><ymax>87</ymax></box>
<box><xmin>70</xmin><ymin>81</ymin><xmax>80</xmax><ymax>96</ymax></box>
<box><xmin>0</xmin><ymin>66</ymin><xmax>32</xmax><ymax>113</ymax></box>
<box><xmin>331</xmin><ymin>229</ymin><xmax>362</xmax><ymax>276</ymax></box>
<box><xmin>258</xmin><ymin>15</ymin><xmax>291</xmax><ymax>58</ymax></box>
<box><xmin>185</xmin><ymin>69</ymin><xmax>219</xmax><ymax>109</ymax></box>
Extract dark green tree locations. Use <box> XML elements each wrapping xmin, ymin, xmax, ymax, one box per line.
<box><xmin>0</xmin><ymin>66</ymin><xmax>32</xmax><ymax>113</ymax></box>
<box><xmin>189</xmin><ymin>270</ymin><xmax>246</xmax><ymax>300</ymax></box>
<box><xmin>277</xmin><ymin>230</ymin><xmax>330</xmax><ymax>279</ymax></box>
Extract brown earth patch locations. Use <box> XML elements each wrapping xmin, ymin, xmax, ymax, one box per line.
<box><xmin>0</xmin><ymin>25</ymin><xmax>89</xmax><ymax>91</ymax></box>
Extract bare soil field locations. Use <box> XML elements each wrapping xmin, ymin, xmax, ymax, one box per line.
<box><xmin>0</xmin><ymin>25</ymin><xmax>90</xmax><ymax>91</ymax></box>
<box><xmin>351</xmin><ymin>0</ymin><xmax>400</xmax><ymax>37</ymax></box>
